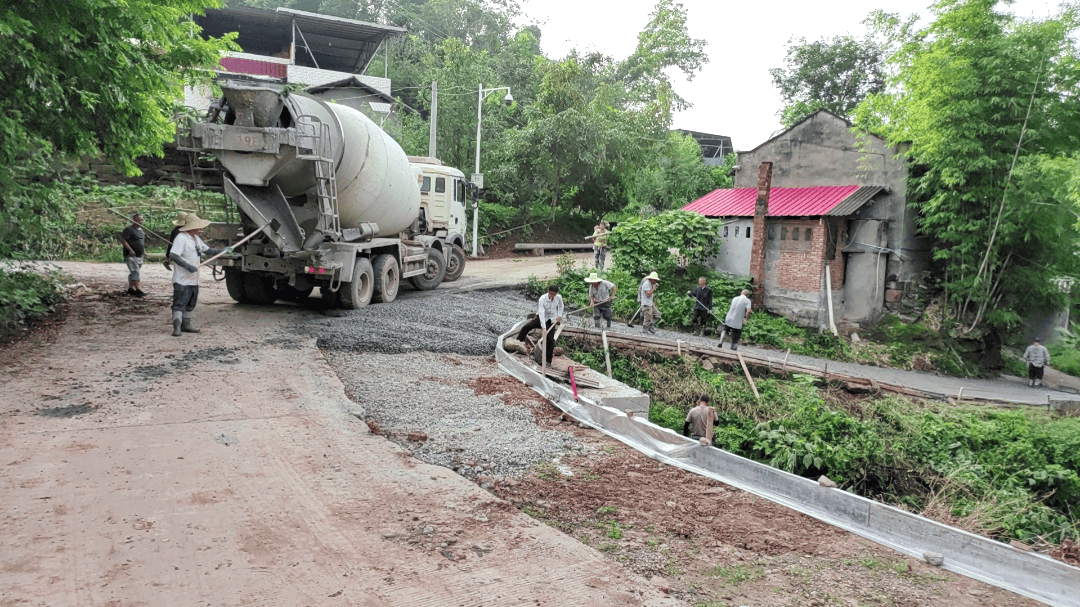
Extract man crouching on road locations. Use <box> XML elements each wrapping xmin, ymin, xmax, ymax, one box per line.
<box><xmin>683</xmin><ymin>394</ymin><xmax>718</xmax><ymax>445</ymax></box>
<box><xmin>516</xmin><ymin>284</ymin><xmax>563</xmax><ymax>364</ymax></box>
<box><xmin>168</xmin><ymin>213</ymin><xmax>229</xmax><ymax>337</ymax></box>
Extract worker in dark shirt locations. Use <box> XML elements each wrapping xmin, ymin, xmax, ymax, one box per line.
<box><xmin>686</xmin><ymin>276</ymin><xmax>713</xmax><ymax>336</ymax></box>
<box><xmin>120</xmin><ymin>212</ymin><xmax>145</xmax><ymax>297</ymax></box>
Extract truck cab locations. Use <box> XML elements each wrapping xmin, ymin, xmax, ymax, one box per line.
<box><xmin>408</xmin><ymin>157</ymin><xmax>469</xmax><ymax>281</ymax></box>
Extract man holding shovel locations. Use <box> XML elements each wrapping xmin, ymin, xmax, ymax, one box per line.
<box><xmin>637</xmin><ymin>271</ymin><xmax>661</xmax><ymax>334</ymax></box>
<box><xmin>516</xmin><ymin>284</ymin><xmax>563</xmax><ymax>364</ymax></box>
<box><xmin>585</xmin><ymin>272</ymin><xmax>617</xmax><ymax>329</ymax></box>
<box><xmin>718</xmin><ymin>289</ymin><xmax>753</xmax><ymax>351</ymax></box>
<box><xmin>686</xmin><ymin>276</ymin><xmax>713</xmax><ymax>336</ymax></box>
<box><xmin>168</xmin><ymin>213</ymin><xmax>230</xmax><ymax>337</ymax></box>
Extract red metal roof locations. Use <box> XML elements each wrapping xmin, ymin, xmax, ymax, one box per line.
<box><xmin>682</xmin><ymin>185</ymin><xmax>862</xmax><ymax>217</ymax></box>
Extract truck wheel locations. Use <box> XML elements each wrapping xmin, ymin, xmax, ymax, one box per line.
<box><xmin>372</xmin><ymin>254</ymin><xmax>400</xmax><ymax>303</ymax></box>
<box><xmin>223</xmin><ymin>267</ymin><xmax>246</xmax><ymax>303</ymax></box>
<box><xmin>277</xmin><ymin>284</ymin><xmax>314</xmax><ymax>303</ymax></box>
<box><xmin>443</xmin><ymin>244</ymin><xmax>466</xmax><ymax>282</ymax></box>
<box><xmin>408</xmin><ymin>248</ymin><xmax>446</xmax><ymax>291</ymax></box>
<box><xmin>242</xmin><ymin>273</ymin><xmax>279</xmax><ymax>305</ymax></box>
<box><xmin>342</xmin><ymin>257</ymin><xmax>374</xmax><ymax>309</ymax></box>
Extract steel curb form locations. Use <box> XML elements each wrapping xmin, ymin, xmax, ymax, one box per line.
<box><xmin>496</xmin><ymin>321</ymin><xmax>1080</xmax><ymax>607</ymax></box>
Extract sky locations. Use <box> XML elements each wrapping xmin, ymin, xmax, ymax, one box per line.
<box><xmin>518</xmin><ymin>0</ymin><xmax>1065</xmax><ymax>151</ymax></box>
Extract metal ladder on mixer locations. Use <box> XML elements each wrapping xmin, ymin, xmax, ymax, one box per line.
<box><xmin>295</xmin><ymin>115</ymin><xmax>340</xmax><ymax>237</ymax></box>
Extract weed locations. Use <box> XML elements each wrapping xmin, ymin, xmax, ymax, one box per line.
<box><xmin>597</xmin><ymin>505</ymin><xmax>618</xmax><ymax>516</ymax></box>
<box><xmin>707</xmin><ymin>564</ymin><xmax>764</xmax><ymax>585</ymax></box>
<box><xmin>597</xmin><ymin>542</ymin><xmax>619</xmax><ymax>552</ymax></box>
<box><xmin>646</xmin><ymin>538</ymin><xmax>660</xmax><ymax>551</ymax></box>
<box><xmin>605</xmin><ymin>521</ymin><xmax>623</xmax><ymax>540</ymax></box>
<box><xmin>533</xmin><ymin>461</ymin><xmax>559</xmax><ymax>481</ymax></box>
<box><xmin>645</xmin><ymin>524</ymin><xmax>656</xmax><ymax>533</ymax></box>
<box><xmin>578</xmin><ymin>533</ymin><xmax>591</xmax><ymax>545</ymax></box>
<box><xmin>664</xmin><ymin>561</ymin><xmax>683</xmax><ymax>577</ymax></box>
<box><xmin>521</xmin><ymin>505</ymin><xmax>548</xmax><ymax>519</ymax></box>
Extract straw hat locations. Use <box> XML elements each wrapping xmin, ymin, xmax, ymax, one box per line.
<box><xmin>172</xmin><ymin>212</ymin><xmax>193</xmax><ymax>227</ymax></box>
<box><xmin>646</xmin><ymin>271</ymin><xmax>660</xmax><ymax>281</ymax></box>
<box><xmin>584</xmin><ymin>272</ymin><xmax>603</xmax><ymax>283</ymax></box>
<box><xmin>178</xmin><ymin>213</ymin><xmax>211</xmax><ymax>232</ymax></box>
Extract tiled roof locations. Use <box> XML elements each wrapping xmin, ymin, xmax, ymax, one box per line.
<box><xmin>682</xmin><ymin>185</ymin><xmax>883</xmax><ymax>217</ymax></box>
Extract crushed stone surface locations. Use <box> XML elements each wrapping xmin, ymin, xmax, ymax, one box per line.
<box><xmin>326</xmin><ymin>350</ymin><xmax>579</xmax><ymax>481</ymax></box>
<box><xmin>311</xmin><ymin>289</ymin><xmax>534</xmax><ymax>356</ymax></box>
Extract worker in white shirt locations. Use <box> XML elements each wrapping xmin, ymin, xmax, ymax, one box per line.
<box><xmin>515</xmin><ymin>284</ymin><xmax>564</xmax><ymax>363</ymax></box>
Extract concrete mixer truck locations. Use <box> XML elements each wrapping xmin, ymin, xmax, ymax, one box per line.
<box><xmin>176</xmin><ymin>81</ymin><xmax>468</xmax><ymax>308</ymax></box>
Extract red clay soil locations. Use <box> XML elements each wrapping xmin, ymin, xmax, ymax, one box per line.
<box><xmin>464</xmin><ymin>384</ymin><xmax>1042</xmax><ymax>606</ymax></box>
<box><xmin>482</xmin><ymin>221</ymin><xmax>590</xmax><ymax>260</ymax></box>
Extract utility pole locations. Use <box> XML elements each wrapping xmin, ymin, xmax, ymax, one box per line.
<box><xmin>473</xmin><ymin>81</ymin><xmax>483</xmax><ymax>258</ymax></box>
<box><xmin>427</xmin><ymin>80</ymin><xmax>438</xmax><ymax>158</ymax></box>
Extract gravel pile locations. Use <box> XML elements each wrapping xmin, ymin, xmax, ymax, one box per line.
<box><xmin>326</xmin><ymin>350</ymin><xmax>579</xmax><ymax>481</ymax></box>
<box><xmin>311</xmin><ymin>289</ymin><xmax>533</xmax><ymax>356</ymax></box>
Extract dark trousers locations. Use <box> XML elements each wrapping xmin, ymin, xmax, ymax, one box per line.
<box><xmin>517</xmin><ymin>317</ymin><xmax>556</xmax><ymax>362</ymax></box>
<box><xmin>171</xmin><ymin>284</ymin><xmax>199</xmax><ymax>313</ymax></box>
<box><xmin>1029</xmin><ymin>364</ymin><xmax>1045</xmax><ymax>381</ymax></box>
<box><xmin>723</xmin><ymin>324</ymin><xmax>743</xmax><ymax>346</ymax></box>
<box><xmin>593</xmin><ymin>303</ymin><xmax>613</xmax><ymax>328</ymax></box>
<box><xmin>692</xmin><ymin>309</ymin><xmax>711</xmax><ymax>327</ymax></box>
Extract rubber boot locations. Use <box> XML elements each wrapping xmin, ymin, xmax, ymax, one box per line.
<box><xmin>717</xmin><ymin>330</ymin><xmax>727</xmax><ymax>348</ymax></box>
<box><xmin>171</xmin><ymin>311</ymin><xmax>182</xmax><ymax>337</ymax></box>
<box><xmin>180</xmin><ymin>313</ymin><xmax>201</xmax><ymax>333</ymax></box>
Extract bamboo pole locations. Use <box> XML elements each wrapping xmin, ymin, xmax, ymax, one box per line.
<box><xmin>737</xmin><ymin>352</ymin><xmax>760</xmax><ymax>400</ymax></box>
<box><xmin>602</xmin><ymin>331</ymin><xmax>612</xmax><ymax>379</ymax></box>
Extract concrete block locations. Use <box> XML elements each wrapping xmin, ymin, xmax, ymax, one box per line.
<box><xmin>885</xmin><ymin>289</ymin><xmax>903</xmax><ymax>303</ymax></box>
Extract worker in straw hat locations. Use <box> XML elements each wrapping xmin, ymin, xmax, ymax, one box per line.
<box><xmin>637</xmin><ymin>271</ymin><xmax>661</xmax><ymax>334</ymax></box>
<box><xmin>585</xmin><ymin>272</ymin><xmax>617</xmax><ymax>329</ymax></box>
<box><xmin>162</xmin><ymin>212</ymin><xmax>192</xmax><ymax>272</ymax></box>
<box><xmin>167</xmin><ymin>213</ymin><xmax>230</xmax><ymax>337</ymax></box>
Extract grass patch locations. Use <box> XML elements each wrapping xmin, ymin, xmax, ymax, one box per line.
<box><xmin>707</xmin><ymin>563</ymin><xmax>765</xmax><ymax>585</ymax></box>
<box><xmin>0</xmin><ymin>263</ymin><xmax>68</xmax><ymax>341</ymax></box>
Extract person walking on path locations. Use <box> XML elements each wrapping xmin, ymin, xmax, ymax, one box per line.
<box><xmin>168</xmin><ymin>213</ymin><xmax>229</xmax><ymax>337</ymax></box>
<box><xmin>516</xmin><ymin>285</ymin><xmax>564</xmax><ymax>364</ymax></box>
<box><xmin>585</xmin><ymin>272</ymin><xmax>617</xmax><ymax>329</ymax></box>
<box><xmin>683</xmin><ymin>394</ymin><xmax>718</xmax><ymax>445</ymax></box>
<box><xmin>686</xmin><ymin>276</ymin><xmax>713</xmax><ymax>336</ymax></box>
<box><xmin>718</xmin><ymin>289</ymin><xmax>753</xmax><ymax>351</ymax></box>
<box><xmin>590</xmin><ymin>221</ymin><xmax>610</xmax><ymax>270</ymax></box>
<box><xmin>1023</xmin><ymin>338</ymin><xmax>1051</xmax><ymax>387</ymax></box>
<box><xmin>120</xmin><ymin>212</ymin><xmax>146</xmax><ymax>297</ymax></box>
<box><xmin>638</xmin><ymin>271</ymin><xmax>661</xmax><ymax>334</ymax></box>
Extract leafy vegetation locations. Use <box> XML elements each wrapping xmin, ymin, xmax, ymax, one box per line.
<box><xmin>562</xmin><ymin>341</ymin><xmax>1080</xmax><ymax>545</ymax></box>
<box><xmin>606</xmin><ymin>210</ymin><xmax>722</xmax><ymax>277</ymax></box>
<box><xmin>0</xmin><ymin>179</ymin><xmax>229</xmax><ymax>261</ymax></box>
<box><xmin>852</xmin><ymin>0</ymin><xmax>1080</xmax><ymax>335</ymax></box>
<box><xmin>0</xmin><ymin>264</ymin><xmax>68</xmax><ymax>340</ymax></box>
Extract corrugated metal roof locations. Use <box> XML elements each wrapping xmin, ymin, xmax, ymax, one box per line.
<box><xmin>682</xmin><ymin>185</ymin><xmax>882</xmax><ymax>218</ymax></box>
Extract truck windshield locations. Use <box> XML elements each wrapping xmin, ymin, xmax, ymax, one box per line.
<box><xmin>420</xmin><ymin>176</ymin><xmax>431</xmax><ymax>193</ymax></box>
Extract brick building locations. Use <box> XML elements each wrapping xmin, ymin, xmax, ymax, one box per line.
<box><xmin>684</xmin><ymin>110</ymin><xmax>928</xmax><ymax>328</ymax></box>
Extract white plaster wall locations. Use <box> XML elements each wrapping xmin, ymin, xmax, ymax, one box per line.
<box><xmin>712</xmin><ymin>218</ymin><xmax>754</xmax><ymax>276</ymax></box>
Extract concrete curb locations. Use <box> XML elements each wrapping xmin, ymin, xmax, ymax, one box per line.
<box><xmin>495</xmin><ymin>321</ymin><xmax>1080</xmax><ymax>607</ymax></box>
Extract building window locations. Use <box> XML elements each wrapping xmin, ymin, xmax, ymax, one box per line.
<box><xmin>780</xmin><ymin>227</ymin><xmax>787</xmax><ymax>240</ymax></box>
<box><xmin>747</xmin><ymin>226</ymin><xmax>752</xmax><ymax>239</ymax></box>
<box><xmin>805</xmin><ymin>228</ymin><xmax>812</xmax><ymax>241</ymax></box>
<box><xmin>435</xmin><ymin>177</ymin><xmax>446</xmax><ymax>193</ymax></box>
<box><xmin>768</xmin><ymin>227</ymin><xmax>775</xmax><ymax>240</ymax></box>
<box><xmin>792</xmin><ymin>227</ymin><xmax>799</xmax><ymax>241</ymax></box>
<box><xmin>735</xmin><ymin>226</ymin><xmax>740</xmax><ymax>237</ymax></box>
<box><xmin>724</xmin><ymin>226</ymin><xmax>729</xmax><ymax>237</ymax></box>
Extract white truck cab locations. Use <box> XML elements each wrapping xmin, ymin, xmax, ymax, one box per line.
<box><xmin>408</xmin><ymin>156</ymin><xmax>469</xmax><ymax>281</ymax></box>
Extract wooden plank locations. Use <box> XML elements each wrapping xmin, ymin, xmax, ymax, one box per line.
<box><xmin>737</xmin><ymin>352</ymin><xmax>760</xmax><ymax>400</ymax></box>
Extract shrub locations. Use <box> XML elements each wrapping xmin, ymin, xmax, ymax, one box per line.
<box><xmin>0</xmin><ymin>263</ymin><xmax>68</xmax><ymax>340</ymax></box>
<box><xmin>606</xmin><ymin>210</ymin><xmax>721</xmax><ymax>276</ymax></box>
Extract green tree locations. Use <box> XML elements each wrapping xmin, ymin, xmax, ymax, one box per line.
<box><xmin>854</xmin><ymin>0</ymin><xmax>1080</xmax><ymax>332</ymax></box>
<box><xmin>618</xmin><ymin>0</ymin><xmax>708</xmax><ymax>111</ymax></box>
<box><xmin>0</xmin><ymin>0</ymin><xmax>237</xmax><ymax>182</ymax></box>
<box><xmin>624</xmin><ymin>131</ymin><xmax>717</xmax><ymax>211</ymax></box>
<box><xmin>770</xmin><ymin>34</ymin><xmax>886</xmax><ymax>128</ymax></box>
<box><xmin>607</xmin><ymin>210</ymin><xmax>721</xmax><ymax>276</ymax></box>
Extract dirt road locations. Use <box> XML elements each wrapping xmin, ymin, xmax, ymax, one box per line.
<box><xmin>0</xmin><ymin>262</ymin><xmax>673</xmax><ymax>606</ymax></box>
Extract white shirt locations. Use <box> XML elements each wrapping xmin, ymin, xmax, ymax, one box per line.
<box><xmin>638</xmin><ymin>278</ymin><xmax>656</xmax><ymax>306</ymax></box>
<box><xmin>537</xmin><ymin>293</ymin><xmax>564</xmax><ymax>325</ymax></box>
<box><xmin>725</xmin><ymin>294</ymin><xmax>752</xmax><ymax>329</ymax></box>
<box><xmin>171</xmin><ymin>232</ymin><xmax>209</xmax><ymax>286</ymax></box>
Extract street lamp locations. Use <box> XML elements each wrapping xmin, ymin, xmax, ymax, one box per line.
<box><xmin>471</xmin><ymin>83</ymin><xmax>513</xmax><ymax>257</ymax></box>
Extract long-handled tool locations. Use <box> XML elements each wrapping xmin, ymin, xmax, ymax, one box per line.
<box><xmin>626</xmin><ymin>306</ymin><xmax>643</xmax><ymax>328</ymax></box>
<box><xmin>200</xmin><ymin>223</ymin><xmax>269</xmax><ymax>267</ymax></box>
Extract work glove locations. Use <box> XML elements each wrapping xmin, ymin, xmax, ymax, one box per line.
<box><xmin>686</xmin><ymin>291</ymin><xmax>692</xmax><ymax>297</ymax></box>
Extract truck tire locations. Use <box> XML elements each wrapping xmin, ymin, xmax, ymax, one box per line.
<box><xmin>277</xmin><ymin>284</ymin><xmax>314</xmax><ymax>303</ymax></box>
<box><xmin>223</xmin><ymin>267</ymin><xmax>246</xmax><ymax>303</ymax></box>
<box><xmin>408</xmin><ymin>248</ymin><xmax>446</xmax><ymax>291</ymax></box>
<box><xmin>371</xmin><ymin>254</ymin><xmax>400</xmax><ymax>303</ymax></box>
<box><xmin>242</xmin><ymin>272</ymin><xmax>279</xmax><ymax>305</ymax></box>
<box><xmin>443</xmin><ymin>244</ymin><xmax>466</xmax><ymax>282</ymax></box>
<box><xmin>342</xmin><ymin>257</ymin><xmax>374</xmax><ymax>309</ymax></box>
